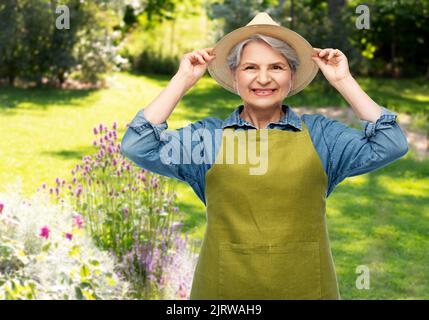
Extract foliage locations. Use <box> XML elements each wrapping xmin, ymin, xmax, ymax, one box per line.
<box><xmin>0</xmin><ymin>185</ymin><xmax>130</xmax><ymax>300</ymax></box>
<box><xmin>37</xmin><ymin>121</ymin><xmax>198</xmax><ymax>299</ymax></box>
<box><xmin>0</xmin><ymin>0</ymin><xmax>127</xmax><ymax>86</ymax></box>
<box><xmin>206</xmin><ymin>0</ymin><xmax>429</xmax><ymax>78</ymax></box>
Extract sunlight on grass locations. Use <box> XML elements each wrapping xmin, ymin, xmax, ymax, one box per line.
<box><xmin>1</xmin><ymin>72</ymin><xmax>428</xmax><ymax>299</ymax></box>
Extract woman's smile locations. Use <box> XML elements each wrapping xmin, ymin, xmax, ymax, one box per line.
<box><xmin>251</xmin><ymin>89</ymin><xmax>277</xmax><ymax>96</ymax></box>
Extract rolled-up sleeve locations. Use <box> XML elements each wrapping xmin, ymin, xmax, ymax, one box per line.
<box><xmin>320</xmin><ymin>106</ymin><xmax>409</xmax><ymax>195</ymax></box>
<box><xmin>120</xmin><ymin>108</ymin><xmax>204</xmax><ymax>184</ymax></box>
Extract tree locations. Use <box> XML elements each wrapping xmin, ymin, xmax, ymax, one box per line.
<box><xmin>0</xmin><ymin>0</ymin><xmax>126</xmax><ymax>86</ymax></box>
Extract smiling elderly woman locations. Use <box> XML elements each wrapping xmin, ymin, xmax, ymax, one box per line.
<box><xmin>120</xmin><ymin>12</ymin><xmax>409</xmax><ymax>300</ymax></box>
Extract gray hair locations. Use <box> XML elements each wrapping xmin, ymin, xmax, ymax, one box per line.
<box><xmin>227</xmin><ymin>34</ymin><xmax>300</xmax><ymax>74</ymax></box>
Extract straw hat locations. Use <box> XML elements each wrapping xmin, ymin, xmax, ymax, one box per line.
<box><xmin>207</xmin><ymin>11</ymin><xmax>319</xmax><ymax>97</ymax></box>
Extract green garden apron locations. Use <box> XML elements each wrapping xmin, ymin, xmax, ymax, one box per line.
<box><xmin>190</xmin><ymin>120</ymin><xmax>340</xmax><ymax>300</ymax></box>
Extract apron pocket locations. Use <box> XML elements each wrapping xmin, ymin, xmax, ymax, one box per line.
<box><xmin>218</xmin><ymin>241</ymin><xmax>322</xmax><ymax>299</ymax></box>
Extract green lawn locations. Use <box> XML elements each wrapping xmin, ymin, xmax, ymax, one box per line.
<box><xmin>1</xmin><ymin>72</ymin><xmax>428</xmax><ymax>299</ymax></box>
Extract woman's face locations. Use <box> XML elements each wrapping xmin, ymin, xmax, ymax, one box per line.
<box><xmin>232</xmin><ymin>40</ymin><xmax>294</xmax><ymax>110</ymax></box>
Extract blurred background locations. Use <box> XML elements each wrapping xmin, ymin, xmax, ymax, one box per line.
<box><xmin>0</xmin><ymin>0</ymin><xmax>428</xmax><ymax>300</ymax></box>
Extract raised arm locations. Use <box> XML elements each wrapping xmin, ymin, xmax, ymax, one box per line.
<box><xmin>312</xmin><ymin>47</ymin><xmax>382</xmax><ymax>123</ymax></box>
<box><xmin>141</xmin><ymin>48</ymin><xmax>216</xmax><ymax>125</ymax></box>
<box><xmin>120</xmin><ymin>48</ymin><xmax>216</xmax><ymax>184</ymax></box>
<box><xmin>314</xmin><ymin>108</ymin><xmax>408</xmax><ymax>197</ymax></box>
<box><xmin>310</xmin><ymin>48</ymin><xmax>408</xmax><ymax>197</ymax></box>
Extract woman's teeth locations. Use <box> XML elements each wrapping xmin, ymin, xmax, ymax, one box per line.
<box><xmin>252</xmin><ymin>89</ymin><xmax>276</xmax><ymax>96</ymax></box>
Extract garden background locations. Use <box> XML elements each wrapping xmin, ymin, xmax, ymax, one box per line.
<box><xmin>0</xmin><ymin>0</ymin><xmax>428</xmax><ymax>299</ymax></box>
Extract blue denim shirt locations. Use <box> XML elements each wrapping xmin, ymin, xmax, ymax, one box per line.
<box><xmin>120</xmin><ymin>104</ymin><xmax>408</xmax><ymax>206</ymax></box>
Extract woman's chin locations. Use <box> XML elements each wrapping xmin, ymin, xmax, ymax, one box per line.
<box><xmin>243</xmin><ymin>96</ymin><xmax>283</xmax><ymax>106</ymax></box>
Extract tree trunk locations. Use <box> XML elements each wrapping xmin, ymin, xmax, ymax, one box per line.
<box><xmin>58</xmin><ymin>70</ymin><xmax>65</xmax><ymax>87</ymax></box>
<box><xmin>8</xmin><ymin>74</ymin><xmax>15</xmax><ymax>86</ymax></box>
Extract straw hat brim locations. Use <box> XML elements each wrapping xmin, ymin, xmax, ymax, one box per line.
<box><xmin>207</xmin><ymin>24</ymin><xmax>319</xmax><ymax>97</ymax></box>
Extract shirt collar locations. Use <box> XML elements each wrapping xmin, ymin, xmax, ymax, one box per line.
<box><xmin>221</xmin><ymin>104</ymin><xmax>302</xmax><ymax>131</ymax></box>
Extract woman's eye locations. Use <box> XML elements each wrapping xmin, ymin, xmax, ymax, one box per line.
<box><xmin>244</xmin><ymin>65</ymin><xmax>283</xmax><ymax>70</ymax></box>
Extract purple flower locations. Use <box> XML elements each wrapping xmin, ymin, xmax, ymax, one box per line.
<box><xmin>99</xmin><ymin>123</ymin><xmax>103</xmax><ymax>133</ymax></box>
<box><xmin>75</xmin><ymin>185</ymin><xmax>82</xmax><ymax>197</ymax></box>
<box><xmin>39</xmin><ymin>226</ymin><xmax>50</xmax><ymax>239</ymax></box>
<box><xmin>0</xmin><ymin>203</ymin><xmax>4</xmax><ymax>214</ymax></box>
<box><xmin>112</xmin><ymin>122</ymin><xmax>117</xmax><ymax>130</ymax></box>
<box><xmin>93</xmin><ymin>127</ymin><xmax>98</xmax><ymax>135</ymax></box>
<box><xmin>93</xmin><ymin>140</ymin><xmax>97</xmax><ymax>146</ymax></box>
<box><xmin>151</xmin><ymin>177</ymin><xmax>159</xmax><ymax>189</ymax></box>
<box><xmin>65</xmin><ymin>232</ymin><xmax>73</xmax><ymax>240</ymax></box>
<box><xmin>42</xmin><ymin>183</ymin><xmax>46</xmax><ymax>189</ymax></box>
<box><xmin>73</xmin><ymin>215</ymin><xmax>84</xmax><ymax>229</ymax></box>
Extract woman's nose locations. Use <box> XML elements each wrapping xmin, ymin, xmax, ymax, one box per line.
<box><xmin>256</xmin><ymin>70</ymin><xmax>272</xmax><ymax>84</ymax></box>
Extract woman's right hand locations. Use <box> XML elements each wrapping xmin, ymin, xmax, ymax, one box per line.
<box><xmin>176</xmin><ymin>47</ymin><xmax>216</xmax><ymax>90</ymax></box>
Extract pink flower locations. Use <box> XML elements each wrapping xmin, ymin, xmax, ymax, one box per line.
<box><xmin>39</xmin><ymin>226</ymin><xmax>50</xmax><ymax>239</ymax></box>
<box><xmin>64</xmin><ymin>232</ymin><xmax>73</xmax><ymax>240</ymax></box>
<box><xmin>73</xmin><ymin>215</ymin><xmax>84</xmax><ymax>229</ymax></box>
<box><xmin>74</xmin><ymin>184</ymin><xmax>83</xmax><ymax>197</ymax></box>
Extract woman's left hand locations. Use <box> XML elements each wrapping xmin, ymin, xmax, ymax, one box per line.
<box><xmin>312</xmin><ymin>48</ymin><xmax>352</xmax><ymax>86</ymax></box>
